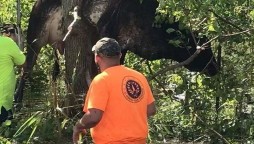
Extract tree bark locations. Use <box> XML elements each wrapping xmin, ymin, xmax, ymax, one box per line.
<box><xmin>61</xmin><ymin>0</ymin><xmax>98</xmax><ymax>116</ymax></box>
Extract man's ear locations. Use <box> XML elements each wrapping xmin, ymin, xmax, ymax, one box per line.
<box><xmin>95</xmin><ymin>54</ymin><xmax>100</xmax><ymax>63</ymax></box>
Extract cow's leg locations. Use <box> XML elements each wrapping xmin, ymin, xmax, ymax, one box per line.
<box><xmin>14</xmin><ymin>43</ymin><xmax>43</xmax><ymax>106</ymax></box>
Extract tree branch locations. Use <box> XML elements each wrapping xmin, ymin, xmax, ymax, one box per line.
<box><xmin>149</xmin><ymin>48</ymin><xmax>203</xmax><ymax>81</ymax></box>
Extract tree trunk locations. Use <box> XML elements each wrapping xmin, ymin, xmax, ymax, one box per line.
<box><xmin>61</xmin><ymin>0</ymin><xmax>98</xmax><ymax>116</ymax></box>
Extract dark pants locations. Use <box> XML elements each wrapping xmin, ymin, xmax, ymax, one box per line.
<box><xmin>0</xmin><ymin>106</ymin><xmax>13</xmax><ymax>125</ymax></box>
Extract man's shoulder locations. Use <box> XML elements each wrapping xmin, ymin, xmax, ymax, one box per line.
<box><xmin>0</xmin><ymin>36</ymin><xmax>15</xmax><ymax>46</ymax></box>
<box><xmin>93</xmin><ymin>72</ymin><xmax>107</xmax><ymax>82</ymax></box>
<box><xmin>0</xmin><ymin>36</ymin><xmax>13</xmax><ymax>42</ymax></box>
<box><xmin>125</xmin><ymin>67</ymin><xmax>144</xmax><ymax>77</ymax></box>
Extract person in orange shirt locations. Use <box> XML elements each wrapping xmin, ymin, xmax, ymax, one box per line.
<box><xmin>73</xmin><ymin>37</ymin><xmax>156</xmax><ymax>144</ymax></box>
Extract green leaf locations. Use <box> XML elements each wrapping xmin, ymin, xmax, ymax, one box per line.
<box><xmin>2</xmin><ymin>120</ymin><xmax>11</xmax><ymax>127</ymax></box>
<box><xmin>249</xmin><ymin>10</ymin><xmax>254</xmax><ymax>20</ymax></box>
<box><xmin>13</xmin><ymin>111</ymin><xmax>43</xmax><ymax>137</ymax></box>
<box><xmin>166</xmin><ymin>28</ymin><xmax>175</xmax><ymax>34</ymax></box>
<box><xmin>208</xmin><ymin>24</ymin><xmax>215</xmax><ymax>32</ymax></box>
<box><xmin>168</xmin><ymin>39</ymin><xmax>182</xmax><ymax>47</ymax></box>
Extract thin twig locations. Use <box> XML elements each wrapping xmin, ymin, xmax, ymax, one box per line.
<box><xmin>222</xmin><ymin>29</ymin><xmax>254</xmax><ymax>37</ymax></box>
<box><xmin>200</xmin><ymin>54</ymin><xmax>216</xmax><ymax>74</ymax></box>
<box><xmin>208</xmin><ymin>9</ymin><xmax>250</xmax><ymax>36</ymax></box>
<box><xmin>201</xmin><ymin>35</ymin><xmax>219</xmax><ymax>48</ymax></box>
<box><xmin>149</xmin><ymin>48</ymin><xmax>202</xmax><ymax>81</ymax></box>
<box><xmin>146</xmin><ymin>60</ymin><xmax>172</xmax><ymax>100</ymax></box>
<box><xmin>196</xmin><ymin>17</ymin><xmax>208</xmax><ymax>28</ymax></box>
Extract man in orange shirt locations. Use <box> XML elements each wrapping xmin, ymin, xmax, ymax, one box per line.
<box><xmin>73</xmin><ymin>37</ymin><xmax>156</xmax><ymax>144</ymax></box>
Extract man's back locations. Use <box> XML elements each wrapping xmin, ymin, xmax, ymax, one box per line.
<box><xmin>0</xmin><ymin>36</ymin><xmax>25</xmax><ymax>111</ymax></box>
<box><xmin>0</xmin><ymin>36</ymin><xmax>25</xmax><ymax>67</ymax></box>
<box><xmin>84</xmin><ymin>65</ymin><xmax>154</xmax><ymax>143</ymax></box>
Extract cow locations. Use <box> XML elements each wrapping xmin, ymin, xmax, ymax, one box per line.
<box><xmin>14</xmin><ymin>0</ymin><xmax>218</xmax><ymax>113</ymax></box>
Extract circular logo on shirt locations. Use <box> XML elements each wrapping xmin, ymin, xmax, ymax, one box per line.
<box><xmin>122</xmin><ymin>76</ymin><xmax>144</xmax><ymax>103</ymax></box>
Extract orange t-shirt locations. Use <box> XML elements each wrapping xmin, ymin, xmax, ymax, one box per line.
<box><xmin>83</xmin><ymin>65</ymin><xmax>155</xmax><ymax>144</ymax></box>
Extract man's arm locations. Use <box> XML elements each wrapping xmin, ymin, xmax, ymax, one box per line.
<box><xmin>8</xmin><ymin>38</ymin><xmax>25</xmax><ymax>66</ymax></box>
<box><xmin>147</xmin><ymin>102</ymin><xmax>156</xmax><ymax>117</ymax></box>
<box><xmin>79</xmin><ymin>108</ymin><xmax>103</xmax><ymax>128</ymax></box>
<box><xmin>73</xmin><ymin>108</ymin><xmax>103</xmax><ymax>131</ymax></box>
<box><xmin>73</xmin><ymin>108</ymin><xmax>103</xmax><ymax>143</ymax></box>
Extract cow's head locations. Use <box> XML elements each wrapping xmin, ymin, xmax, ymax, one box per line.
<box><xmin>96</xmin><ymin>0</ymin><xmax>218</xmax><ymax>76</ymax></box>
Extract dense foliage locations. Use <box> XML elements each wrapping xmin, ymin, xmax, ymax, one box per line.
<box><xmin>0</xmin><ymin>0</ymin><xmax>253</xmax><ymax>143</ymax></box>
